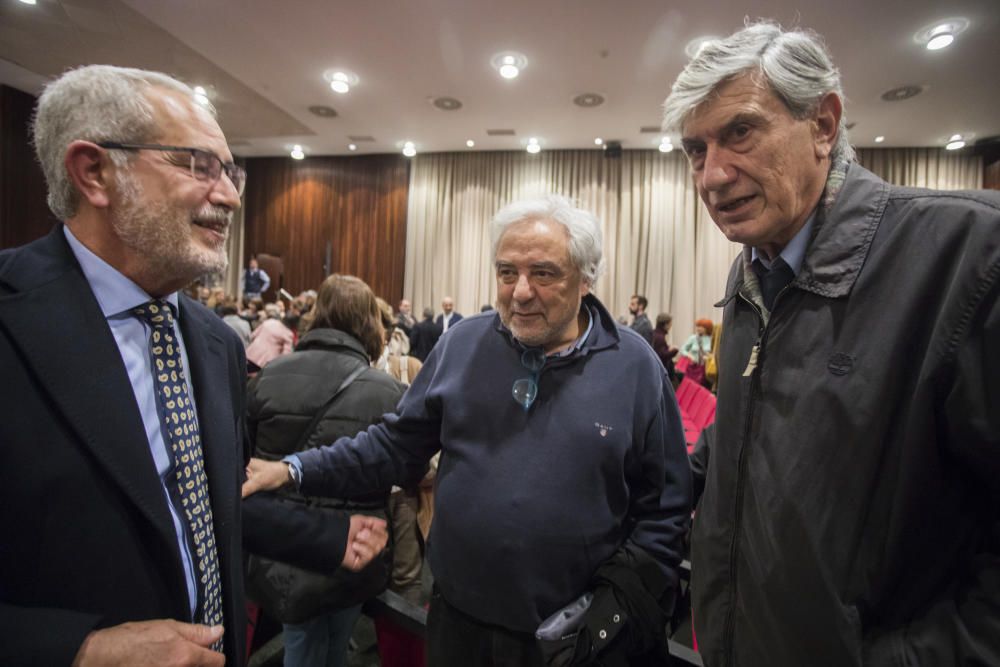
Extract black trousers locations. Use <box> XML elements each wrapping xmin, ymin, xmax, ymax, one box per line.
<box><xmin>427</xmin><ymin>590</ymin><xmax>545</xmax><ymax>667</ymax></box>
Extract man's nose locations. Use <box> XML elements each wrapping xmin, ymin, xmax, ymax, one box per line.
<box><xmin>209</xmin><ymin>173</ymin><xmax>242</xmax><ymax>210</ymax></box>
<box><xmin>512</xmin><ymin>274</ymin><xmax>533</xmax><ymax>301</ymax></box>
<box><xmin>700</xmin><ymin>145</ymin><xmax>737</xmax><ymax>192</ymax></box>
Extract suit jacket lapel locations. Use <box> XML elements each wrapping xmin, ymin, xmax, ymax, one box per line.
<box><xmin>0</xmin><ymin>239</ymin><xmax>182</xmax><ymax>579</ymax></box>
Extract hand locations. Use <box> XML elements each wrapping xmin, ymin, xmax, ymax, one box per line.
<box><xmin>342</xmin><ymin>514</ymin><xmax>389</xmax><ymax>572</ymax></box>
<box><xmin>72</xmin><ymin>620</ymin><xmax>224</xmax><ymax>667</ymax></box>
<box><xmin>241</xmin><ymin>457</ymin><xmax>290</xmax><ymax>498</ymax></box>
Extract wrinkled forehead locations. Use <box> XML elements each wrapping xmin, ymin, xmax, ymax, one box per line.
<box><xmin>681</xmin><ymin>72</ymin><xmax>779</xmax><ymax>136</ymax></box>
<box><xmin>146</xmin><ymin>86</ymin><xmax>233</xmax><ymax>160</ymax></box>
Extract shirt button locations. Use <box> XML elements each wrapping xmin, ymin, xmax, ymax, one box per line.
<box><xmin>599</xmin><ymin>629</ymin><xmax>607</xmax><ymax>639</ymax></box>
<box><xmin>613</xmin><ymin>614</ymin><xmax>620</xmax><ymax>623</ymax></box>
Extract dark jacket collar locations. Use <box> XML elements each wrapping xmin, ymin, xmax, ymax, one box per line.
<box><xmin>295</xmin><ymin>327</ymin><xmax>369</xmax><ymax>361</ymax></box>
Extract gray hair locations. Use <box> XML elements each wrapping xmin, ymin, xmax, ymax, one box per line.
<box><xmin>32</xmin><ymin>64</ymin><xmax>213</xmax><ymax>220</ymax></box>
<box><xmin>662</xmin><ymin>21</ymin><xmax>854</xmax><ymax>163</ymax></box>
<box><xmin>490</xmin><ymin>194</ymin><xmax>605</xmax><ymax>287</ymax></box>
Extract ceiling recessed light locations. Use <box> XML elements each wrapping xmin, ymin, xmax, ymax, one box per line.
<box><xmin>348</xmin><ymin>144</ymin><xmax>357</xmax><ymax>151</ymax></box>
<box><xmin>926</xmin><ymin>33</ymin><xmax>954</xmax><ymax>50</ymax></box>
<box><xmin>290</xmin><ymin>145</ymin><xmax>305</xmax><ymax>160</ymax></box>
<box><xmin>874</xmin><ymin>135</ymin><xmax>885</xmax><ymax>143</ymax></box>
<box><xmin>402</xmin><ymin>141</ymin><xmax>417</xmax><ymax>157</ymax></box>
<box><xmin>323</xmin><ymin>70</ymin><xmax>359</xmax><ymax>95</ymax></box>
<box><xmin>308</xmin><ymin>105</ymin><xmax>338</xmax><ymax>118</ymax></box>
<box><xmin>915</xmin><ymin>18</ymin><xmax>969</xmax><ymax>51</ymax></box>
<box><xmin>881</xmin><ymin>85</ymin><xmax>923</xmax><ymax>102</ymax></box>
<box><xmin>526</xmin><ymin>137</ymin><xmax>541</xmax><ymax>154</ymax></box>
<box><xmin>573</xmin><ymin>93</ymin><xmax>605</xmax><ymax>108</ymax></box>
<box><xmin>433</xmin><ymin>96</ymin><xmax>463</xmax><ymax>111</ymax></box>
<box><xmin>466</xmin><ymin>140</ymin><xmax>475</xmax><ymax>148</ymax></box>
<box><xmin>18</xmin><ymin>0</ymin><xmax>37</xmax><ymax>5</ymax></box>
<box><xmin>945</xmin><ymin>134</ymin><xmax>966</xmax><ymax>150</ymax></box>
<box><xmin>658</xmin><ymin>141</ymin><xmax>673</xmax><ymax>153</ymax></box>
<box><xmin>491</xmin><ymin>52</ymin><xmax>527</xmax><ymax>80</ymax></box>
<box><xmin>594</xmin><ymin>138</ymin><xmax>603</xmax><ymax>145</ymax></box>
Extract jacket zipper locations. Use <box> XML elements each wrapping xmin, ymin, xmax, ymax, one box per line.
<box><xmin>723</xmin><ymin>292</ymin><xmax>767</xmax><ymax>665</ymax></box>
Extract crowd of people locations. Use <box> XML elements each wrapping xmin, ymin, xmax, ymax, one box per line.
<box><xmin>2</xmin><ymin>18</ymin><xmax>998</xmax><ymax>667</ymax></box>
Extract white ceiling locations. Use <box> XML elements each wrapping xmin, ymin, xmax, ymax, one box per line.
<box><xmin>2</xmin><ymin>0</ymin><xmax>998</xmax><ymax>158</ymax></box>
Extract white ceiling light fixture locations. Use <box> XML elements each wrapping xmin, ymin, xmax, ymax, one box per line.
<box><xmin>348</xmin><ymin>144</ymin><xmax>357</xmax><ymax>151</ymax></box>
<box><xmin>491</xmin><ymin>52</ymin><xmax>528</xmax><ymax>80</ymax></box>
<box><xmin>402</xmin><ymin>141</ymin><xmax>417</xmax><ymax>157</ymax></box>
<box><xmin>594</xmin><ymin>138</ymin><xmax>603</xmax><ymax>146</ymax></box>
<box><xmin>466</xmin><ymin>139</ymin><xmax>475</xmax><ymax>148</ymax></box>
<box><xmin>915</xmin><ymin>18</ymin><xmax>969</xmax><ymax>52</ymax></box>
<box><xmin>526</xmin><ymin>137</ymin><xmax>541</xmax><ymax>154</ymax></box>
<box><xmin>874</xmin><ymin>135</ymin><xmax>885</xmax><ymax>143</ymax></box>
<box><xmin>290</xmin><ymin>144</ymin><xmax>305</xmax><ymax>160</ymax></box>
<box><xmin>323</xmin><ymin>70</ymin><xmax>359</xmax><ymax>94</ymax></box>
<box><xmin>945</xmin><ymin>134</ymin><xmax>966</xmax><ymax>150</ymax></box>
<box><xmin>18</xmin><ymin>0</ymin><xmax>37</xmax><ymax>5</ymax></box>
<box><xmin>658</xmin><ymin>136</ymin><xmax>674</xmax><ymax>153</ymax></box>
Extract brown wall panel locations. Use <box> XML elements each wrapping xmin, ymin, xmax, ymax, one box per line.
<box><xmin>242</xmin><ymin>155</ymin><xmax>409</xmax><ymax>303</ymax></box>
<box><xmin>985</xmin><ymin>159</ymin><xmax>1000</xmax><ymax>191</ymax></box>
<box><xmin>1</xmin><ymin>85</ymin><xmax>59</xmax><ymax>249</ymax></box>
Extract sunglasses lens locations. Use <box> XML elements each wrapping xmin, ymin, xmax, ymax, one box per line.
<box><xmin>512</xmin><ymin>378</ymin><xmax>538</xmax><ymax>410</ymax></box>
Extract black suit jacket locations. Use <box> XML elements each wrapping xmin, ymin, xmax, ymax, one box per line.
<box><xmin>0</xmin><ymin>227</ymin><xmax>248</xmax><ymax>665</ymax></box>
<box><xmin>435</xmin><ymin>311</ymin><xmax>463</xmax><ymax>331</ymax></box>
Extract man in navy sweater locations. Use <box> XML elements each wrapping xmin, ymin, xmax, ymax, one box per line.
<box><xmin>244</xmin><ymin>194</ymin><xmax>692</xmax><ymax>666</ymax></box>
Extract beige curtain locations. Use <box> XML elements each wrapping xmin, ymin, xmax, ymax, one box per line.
<box><xmin>404</xmin><ymin>149</ymin><xmax>738</xmax><ymax>338</ymax></box>
<box><xmin>857</xmin><ymin>148</ymin><xmax>983</xmax><ymax>190</ymax></box>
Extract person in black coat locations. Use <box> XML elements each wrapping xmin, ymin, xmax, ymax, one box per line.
<box><xmin>408</xmin><ymin>307</ymin><xmax>441</xmax><ymax>361</ymax></box>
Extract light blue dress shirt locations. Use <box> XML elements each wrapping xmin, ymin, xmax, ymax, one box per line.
<box><xmin>751</xmin><ymin>209</ymin><xmax>817</xmax><ymax>277</ymax></box>
<box><xmin>64</xmin><ymin>227</ymin><xmax>199</xmax><ymax>619</ymax></box>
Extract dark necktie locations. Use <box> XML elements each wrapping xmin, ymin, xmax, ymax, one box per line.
<box><xmin>132</xmin><ymin>300</ymin><xmax>224</xmax><ymax>647</ymax></box>
<box><xmin>755</xmin><ymin>257</ymin><xmax>795</xmax><ymax>311</ymax></box>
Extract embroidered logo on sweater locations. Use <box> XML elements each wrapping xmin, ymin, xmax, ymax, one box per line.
<box><xmin>594</xmin><ymin>422</ymin><xmax>613</xmax><ymax>437</ymax></box>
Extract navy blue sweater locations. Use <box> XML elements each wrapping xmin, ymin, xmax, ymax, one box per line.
<box><xmin>298</xmin><ymin>294</ymin><xmax>692</xmax><ymax>631</ymax></box>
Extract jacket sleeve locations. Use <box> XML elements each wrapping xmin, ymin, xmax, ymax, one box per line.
<box><xmin>296</xmin><ymin>349</ymin><xmax>444</xmax><ymax>498</ymax></box>
<box><xmin>872</xmin><ymin>273</ymin><xmax>1000</xmax><ymax>664</ymax></box>
<box><xmin>620</xmin><ymin>372</ymin><xmax>692</xmax><ymax>617</ymax></box>
<box><xmin>0</xmin><ymin>604</ymin><xmax>102</xmax><ymax>666</ymax></box>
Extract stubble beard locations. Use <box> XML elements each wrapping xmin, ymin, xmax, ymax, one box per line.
<box><xmin>112</xmin><ymin>170</ymin><xmax>230</xmax><ymax>286</ymax></box>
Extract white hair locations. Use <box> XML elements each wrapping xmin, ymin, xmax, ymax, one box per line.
<box><xmin>490</xmin><ymin>194</ymin><xmax>605</xmax><ymax>287</ymax></box>
<box><xmin>662</xmin><ymin>20</ymin><xmax>854</xmax><ymax>163</ymax></box>
<box><xmin>32</xmin><ymin>64</ymin><xmax>213</xmax><ymax>220</ymax></box>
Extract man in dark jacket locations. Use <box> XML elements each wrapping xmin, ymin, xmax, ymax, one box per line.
<box><xmin>408</xmin><ymin>306</ymin><xmax>441</xmax><ymax>361</ymax></box>
<box><xmin>243</xmin><ymin>194</ymin><xmax>692</xmax><ymax>666</ymax></box>
<box><xmin>663</xmin><ymin>21</ymin><xmax>1000</xmax><ymax>666</ymax></box>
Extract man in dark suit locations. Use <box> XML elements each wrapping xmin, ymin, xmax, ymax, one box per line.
<box><xmin>409</xmin><ymin>306</ymin><xmax>441</xmax><ymax>361</ymax></box>
<box><xmin>435</xmin><ymin>295</ymin><xmax>463</xmax><ymax>333</ymax></box>
<box><xmin>0</xmin><ymin>65</ymin><xmax>248</xmax><ymax>666</ymax></box>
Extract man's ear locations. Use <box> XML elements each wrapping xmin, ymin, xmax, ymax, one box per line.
<box><xmin>64</xmin><ymin>141</ymin><xmax>115</xmax><ymax>210</ymax></box>
<box><xmin>812</xmin><ymin>92</ymin><xmax>843</xmax><ymax>160</ymax></box>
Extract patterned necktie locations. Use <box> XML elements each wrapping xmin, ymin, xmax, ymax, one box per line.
<box><xmin>132</xmin><ymin>300</ymin><xmax>224</xmax><ymax>648</ymax></box>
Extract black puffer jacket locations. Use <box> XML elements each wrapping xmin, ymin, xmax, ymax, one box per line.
<box><xmin>248</xmin><ymin>328</ymin><xmax>406</xmax><ymax>504</ymax></box>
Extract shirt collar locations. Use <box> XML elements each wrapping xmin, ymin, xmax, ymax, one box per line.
<box><xmin>63</xmin><ymin>226</ymin><xmax>180</xmax><ymax>319</ymax></box>
<box><xmin>550</xmin><ymin>303</ymin><xmax>593</xmax><ymax>358</ymax></box>
<box><xmin>751</xmin><ymin>209</ymin><xmax>816</xmax><ymax>276</ymax></box>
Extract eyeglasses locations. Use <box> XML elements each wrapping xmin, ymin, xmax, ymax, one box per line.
<box><xmin>512</xmin><ymin>347</ymin><xmax>546</xmax><ymax>410</ymax></box>
<box><xmin>98</xmin><ymin>141</ymin><xmax>246</xmax><ymax>196</ymax></box>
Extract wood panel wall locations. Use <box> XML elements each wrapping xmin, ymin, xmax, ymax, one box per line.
<box><xmin>0</xmin><ymin>85</ymin><xmax>59</xmax><ymax>249</ymax></box>
<box><xmin>242</xmin><ymin>155</ymin><xmax>409</xmax><ymax>303</ymax></box>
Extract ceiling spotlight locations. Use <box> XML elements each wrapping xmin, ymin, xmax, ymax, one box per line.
<box><xmin>526</xmin><ymin>137</ymin><xmax>541</xmax><ymax>154</ymax></box>
<box><xmin>658</xmin><ymin>141</ymin><xmax>673</xmax><ymax>153</ymax></box>
<box><xmin>874</xmin><ymin>136</ymin><xmax>885</xmax><ymax>143</ymax></box>
<box><xmin>492</xmin><ymin>52</ymin><xmax>527</xmax><ymax>80</ymax></box>
<box><xmin>18</xmin><ymin>0</ymin><xmax>37</xmax><ymax>5</ymax></box>
<box><xmin>926</xmin><ymin>32</ymin><xmax>954</xmax><ymax>50</ymax></box>
<box><xmin>594</xmin><ymin>138</ymin><xmax>603</xmax><ymax>146</ymax></box>
<box><xmin>348</xmin><ymin>144</ymin><xmax>357</xmax><ymax>151</ymax></box>
<box><xmin>945</xmin><ymin>134</ymin><xmax>965</xmax><ymax>150</ymax></box>
<box><xmin>402</xmin><ymin>141</ymin><xmax>417</xmax><ymax>157</ymax></box>
<box><xmin>324</xmin><ymin>70</ymin><xmax>359</xmax><ymax>95</ymax></box>
<box><xmin>466</xmin><ymin>140</ymin><xmax>475</xmax><ymax>148</ymax></box>
<box><xmin>915</xmin><ymin>18</ymin><xmax>969</xmax><ymax>51</ymax></box>
<box><xmin>290</xmin><ymin>145</ymin><xmax>305</xmax><ymax>160</ymax></box>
